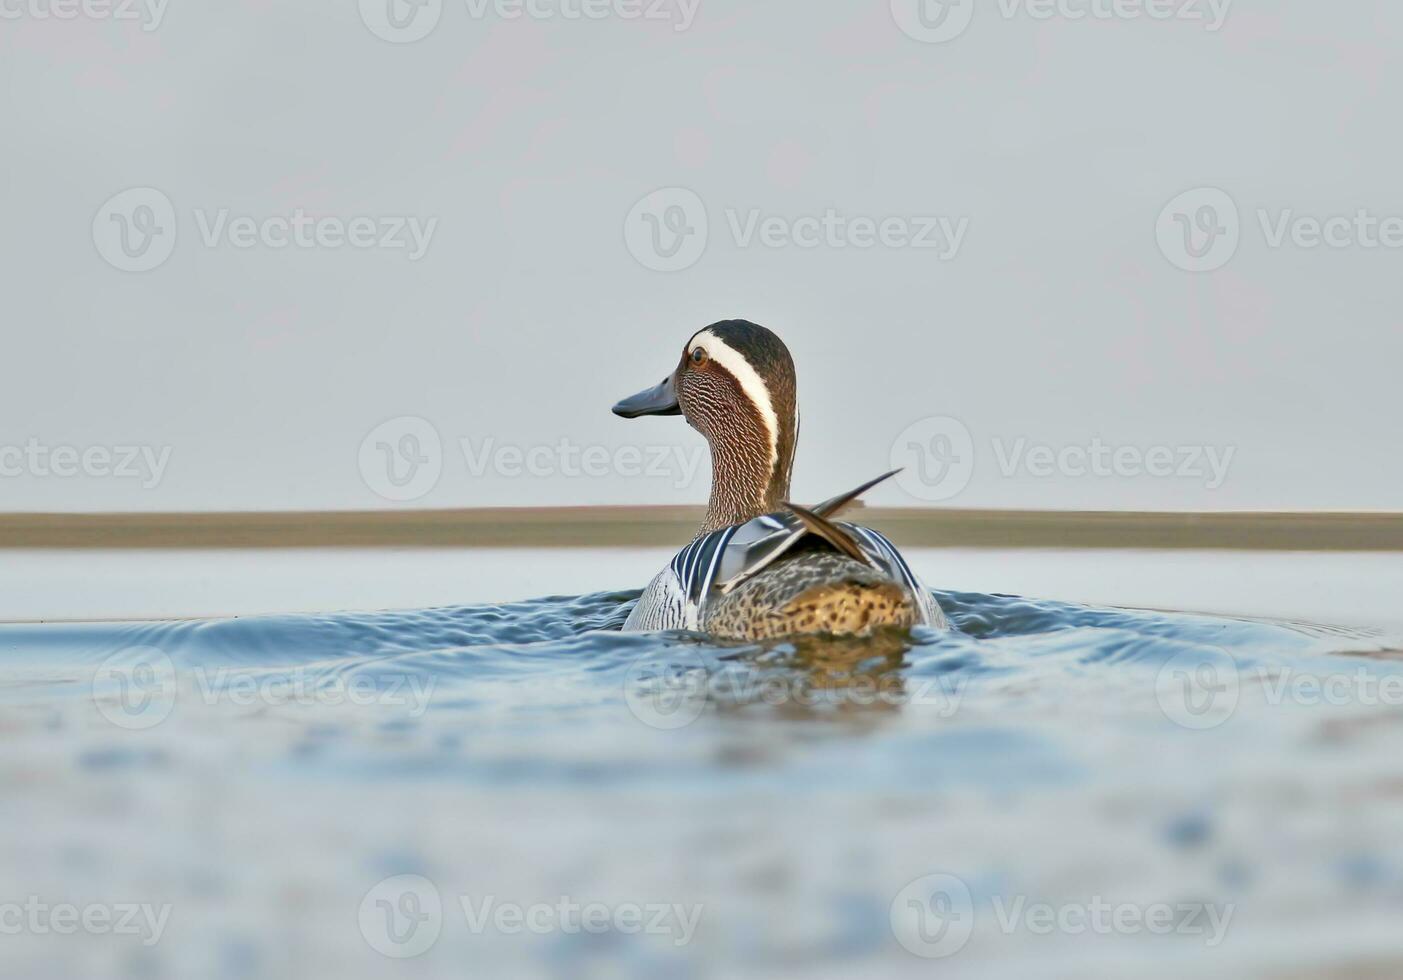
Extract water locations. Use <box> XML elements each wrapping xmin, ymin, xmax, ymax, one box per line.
<box><xmin>2</xmin><ymin>550</ymin><xmax>1403</xmax><ymax>978</ymax></box>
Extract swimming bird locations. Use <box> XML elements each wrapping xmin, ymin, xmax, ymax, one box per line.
<box><xmin>613</xmin><ymin>319</ymin><xmax>948</xmax><ymax>639</ymax></box>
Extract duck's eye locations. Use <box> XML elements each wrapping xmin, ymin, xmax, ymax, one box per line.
<box><xmin>690</xmin><ymin>347</ymin><xmax>708</xmax><ymax>365</ymax></box>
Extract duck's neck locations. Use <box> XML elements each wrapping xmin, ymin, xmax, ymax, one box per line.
<box><xmin>698</xmin><ymin>416</ymin><xmax>795</xmax><ymax>537</ymax></box>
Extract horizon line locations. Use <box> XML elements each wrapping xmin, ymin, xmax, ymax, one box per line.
<box><xmin>1</xmin><ymin>506</ymin><xmax>1399</xmax><ymax>551</ymax></box>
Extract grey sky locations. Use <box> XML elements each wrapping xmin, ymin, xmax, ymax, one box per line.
<box><xmin>2</xmin><ymin>0</ymin><xmax>1399</xmax><ymax>513</ymax></box>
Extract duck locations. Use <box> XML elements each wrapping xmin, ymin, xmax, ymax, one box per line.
<box><xmin>612</xmin><ymin>319</ymin><xmax>948</xmax><ymax>639</ymax></box>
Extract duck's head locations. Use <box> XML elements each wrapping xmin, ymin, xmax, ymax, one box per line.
<box><xmin>614</xmin><ymin>319</ymin><xmax>799</xmax><ymax>531</ymax></box>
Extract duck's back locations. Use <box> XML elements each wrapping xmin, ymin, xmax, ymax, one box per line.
<box><xmin>623</xmin><ymin>514</ymin><xmax>947</xmax><ymax>639</ymax></box>
<box><xmin>701</xmin><ymin>546</ymin><xmax>922</xmax><ymax>639</ymax></box>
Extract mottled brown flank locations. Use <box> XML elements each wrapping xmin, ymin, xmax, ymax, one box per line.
<box><xmin>702</xmin><ymin>552</ymin><xmax>918</xmax><ymax>640</ymax></box>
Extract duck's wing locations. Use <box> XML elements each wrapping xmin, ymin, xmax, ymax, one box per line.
<box><xmin>710</xmin><ymin>513</ymin><xmax>804</xmax><ymax>595</ymax></box>
<box><xmin>711</xmin><ymin>470</ymin><xmax>903</xmax><ymax>596</ymax></box>
<box><xmin>810</xmin><ymin>468</ymin><xmax>902</xmax><ymax>520</ymax></box>
<box><xmin>781</xmin><ymin>501</ymin><xmax>882</xmax><ymax>569</ymax></box>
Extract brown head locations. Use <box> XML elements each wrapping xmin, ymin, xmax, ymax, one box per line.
<box><xmin>613</xmin><ymin>319</ymin><xmax>799</xmax><ymax>535</ymax></box>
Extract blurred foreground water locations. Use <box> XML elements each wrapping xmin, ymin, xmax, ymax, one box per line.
<box><xmin>1</xmin><ymin>548</ymin><xmax>1402</xmax><ymax>979</ymax></box>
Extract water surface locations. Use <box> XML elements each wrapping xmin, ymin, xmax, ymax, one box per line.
<box><xmin>2</xmin><ymin>550</ymin><xmax>1402</xmax><ymax>978</ymax></box>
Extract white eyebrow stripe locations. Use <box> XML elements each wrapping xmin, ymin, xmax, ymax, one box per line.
<box><xmin>692</xmin><ymin>329</ymin><xmax>778</xmax><ymax>468</ymax></box>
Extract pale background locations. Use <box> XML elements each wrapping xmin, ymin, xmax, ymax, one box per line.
<box><xmin>2</xmin><ymin>0</ymin><xmax>1399</xmax><ymax>513</ymax></box>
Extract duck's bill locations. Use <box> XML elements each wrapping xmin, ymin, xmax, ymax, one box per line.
<box><xmin>612</xmin><ymin>376</ymin><xmax>681</xmax><ymax>418</ymax></box>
